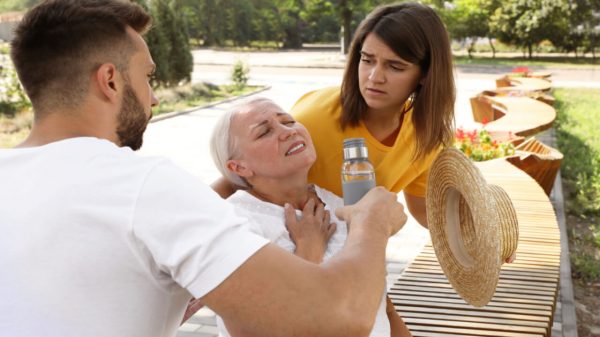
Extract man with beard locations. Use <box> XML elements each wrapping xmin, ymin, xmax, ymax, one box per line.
<box><xmin>0</xmin><ymin>1</ymin><xmax>408</xmax><ymax>337</ymax></box>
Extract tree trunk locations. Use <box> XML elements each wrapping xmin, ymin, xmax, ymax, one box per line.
<box><xmin>339</xmin><ymin>0</ymin><xmax>352</xmax><ymax>55</ymax></box>
<box><xmin>488</xmin><ymin>37</ymin><xmax>496</xmax><ymax>59</ymax></box>
<box><xmin>528</xmin><ymin>43</ymin><xmax>533</xmax><ymax>59</ymax></box>
<box><xmin>467</xmin><ymin>40</ymin><xmax>475</xmax><ymax>59</ymax></box>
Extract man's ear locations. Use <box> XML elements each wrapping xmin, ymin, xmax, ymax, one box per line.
<box><xmin>94</xmin><ymin>63</ymin><xmax>120</xmax><ymax>103</ymax></box>
<box><xmin>226</xmin><ymin>159</ymin><xmax>254</xmax><ymax>178</ymax></box>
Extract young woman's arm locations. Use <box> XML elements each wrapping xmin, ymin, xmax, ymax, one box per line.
<box><xmin>404</xmin><ymin>192</ymin><xmax>427</xmax><ymax>228</ymax></box>
<box><xmin>210</xmin><ymin>176</ymin><xmax>239</xmax><ymax>199</ymax></box>
<box><xmin>386</xmin><ymin>295</ymin><xmax>413</xmax><ymax>337</ymax></box>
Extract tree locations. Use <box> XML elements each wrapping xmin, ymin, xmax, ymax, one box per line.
<box><xmin>166</xmin><ymin>0</ymin><xmax>193</xmax><ymax>83</ymax></box>
<box><xmin>489</xmin><ymin>0</ymin><xmax>568</xmax><ymax>59</ymax></box>
<box><xmin>301</xmin><ymin>0</ymin><xmax>338</xmax><ymax>42</ymax></box>
<box><xmin>335</xmin><ymin>0</ymin><xmax>375</xmax><ymax>54</ymax></box>
<box><xmin>135</xmin><ymin>0</ymin><xmax>193</xmax><ymax>87</ymax></box>
<box><xmin>443</xmin><ymin>0</ymin><xmax>501</xmax><ymax>58</ymax></box>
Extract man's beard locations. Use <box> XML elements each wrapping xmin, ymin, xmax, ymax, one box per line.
<box><xmin>115</xmin><ymin>84</ymin><xmax>151</xmax><ymax>150</ymax></box>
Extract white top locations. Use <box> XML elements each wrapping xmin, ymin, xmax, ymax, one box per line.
<box><xmin>0</xmin><ymin>137</ymin><xmax>268</xmax><ymax>337</ymax></box>
<box><xmin>217</xmin><ymin>186</ymin><xmax>390</xmax><ymax>337</ymax></box>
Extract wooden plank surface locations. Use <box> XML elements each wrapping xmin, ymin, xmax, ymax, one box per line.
<box><xmin>391</xmin><ymin>160</ymin><xmax>561</xmax><ymax>337</ymax></box>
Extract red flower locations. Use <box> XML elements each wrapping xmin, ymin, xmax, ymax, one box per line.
<box><xmin>512</xmin><ymin>66</ymin><xmax>529</xmax><ymax>73</ymax></box>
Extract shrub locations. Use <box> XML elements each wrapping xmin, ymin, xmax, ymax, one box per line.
<box><xmin>0</xmin><ymin>57</ymin><xmax>31</xmax><ymax>116</ymax></box>
<box><xmin>231</xmin><ymin>60</ymin><xmax>249</xmax><ymax>90</ymax></box>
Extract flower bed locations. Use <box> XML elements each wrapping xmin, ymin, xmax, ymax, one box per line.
<box><xmin>453</xmin><ymin>127</ymin><xmax>516</xmax><ymax>162</ymax></box>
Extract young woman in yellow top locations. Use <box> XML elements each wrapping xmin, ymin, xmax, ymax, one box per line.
<box><xmin>290</xmin><ymin>2</ymin><xmax>455</xmax><ymax>227</ymax></box>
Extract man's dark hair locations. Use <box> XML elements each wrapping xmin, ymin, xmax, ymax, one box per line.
<box><xmin>10</xmin><ymin>0</ymin><xmax>151</xmax><ymax>113</ymax></box>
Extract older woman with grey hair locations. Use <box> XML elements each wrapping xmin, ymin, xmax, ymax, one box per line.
<box><xmin>209</xmin><ymin>97</ymin><xmax>412</xmax><ymax>337</ymax></box>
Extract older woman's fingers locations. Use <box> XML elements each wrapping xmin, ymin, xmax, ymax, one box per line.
<box><xmin>323</xmin><ymin>210</ymin><xmax>331</xmax><ymax>227</ymax></box>
<box><xmin>326</xmin><ymin>222</ymin><xmax>337</xmax><ymax>240</ymax></box>
<box><xmin>314</xmin><ymin>202</ymin><xmax>325</xmax><ymax>222</ymax></box>
<box><xmin>284</xmin><ymin>203</ymin><xmax>298</xmax><ymax>231</ymax></box>
<box><xmin>302</xmin><ymin>198</ymin><xmax>316</xmax><ymax>216</ymax></box>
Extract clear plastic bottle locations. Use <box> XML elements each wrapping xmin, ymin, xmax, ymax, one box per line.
<box><xmin>341</xmin><ymin>138</ymin><xmax>376</xmax><ymax>205</ymax></box>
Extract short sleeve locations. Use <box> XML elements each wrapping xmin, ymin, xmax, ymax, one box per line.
<box><xmin>403</xmin><ymin>167</ymin><xmax>429</xmax><ymax>197</ymax></box>
<box><xmin>403</xmin><ymin>147</ymin><xmax>442</xmax><ymax>198</ymax></box>
<box><xmin>131</xmin><ymin>162</ymin><xmax>269</xmax><ymax>298</ymax></box>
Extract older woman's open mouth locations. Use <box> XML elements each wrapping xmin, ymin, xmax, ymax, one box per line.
<box><xmin>286</xmin><ymin>142</ymin><xmax>306</xmax><ymax>156</ymax></box>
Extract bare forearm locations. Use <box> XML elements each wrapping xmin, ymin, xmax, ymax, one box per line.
<box><xmin>404</xmin><ymin>192</ymin><xmax>428</xmax><ymax>228</ymax></box>
<box><xmin>203</xmin><ymin>232</ymin><xmax>389</xmax><ymax>337</ymax></box>
<box><xmin>202</xmin><ymin>187</ymin><xmax>406</xmax><ymax>337</ymax></box>
<box><xmin>210</xmin><ymin>177</ymin><xmax>238</xmax><ymax>199</ymax></box>
<box><xmin>294</xmin><ymin>246</ymin><xmax>324</xmax><ymax>264</ymax></box>
<box><xmin>387</xmin><ymin>296</ymin><xmax>412</xmax><ymax>337</ymax></box>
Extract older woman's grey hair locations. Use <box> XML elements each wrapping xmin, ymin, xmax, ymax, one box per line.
<box><xmin>210</xmin><ymin>97</ymin><xmax>278</xmax><ymax>188</ymax></box>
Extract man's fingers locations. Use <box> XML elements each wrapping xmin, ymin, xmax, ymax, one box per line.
<box><xmin>334</xmin><ymin>205</ymin><xmax>349</xmax><ymax>221</ymax></box>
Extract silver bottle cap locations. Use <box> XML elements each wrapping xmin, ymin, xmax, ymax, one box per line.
<box><xmin>343</xmin><ymin>138</ymin><xmax>369</xmax><ymax>159</ymax></box>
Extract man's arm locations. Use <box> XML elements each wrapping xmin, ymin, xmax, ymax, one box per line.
<box><xmin>404</xmin><ymin>192</ymin><xmax>427</xmax><ymax>228</ymax></box>
<box><xmin>201</xmin><ymin>187</ymin><xmax>407</xmax><ymax>337</ymax></box>
<box><xmin>210</xmin><ymin>176</ymin><xmax>238</xmax><ymax>199</ymax></box>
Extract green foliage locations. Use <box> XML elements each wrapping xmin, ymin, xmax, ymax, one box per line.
<box><xmin>442</xmin><ymin>0</ymin><xmax>499</xmax><ymax>57</ymax></box>
<box><xmin>0</xmin><ymin>48</ymin><xmax>31</xmax><ymax>116</ymax></box>
<box><xmin>0</xmin><ymin>0</ymin><xmax>38</xmax><ymax>12</ymax></box>
<box><xmin>152</xmin><ymin>81</ymin><xmax>261</xmax><ymax>116</ymax></box>
<box><xmin>571</xmin><ymin>251</ymin><xmax>600</xmax><ymax>283</ymax></box>
<box><xmin>300</xmin><ymin>0</ymin><xmax>338</xmax><ymax>42</ymax></box>
<box><xmin>554</xmin><ymin>88</ymin><xmax>600</xmax><ymax>217</ymax></box>
<box><xmin>136</xmin><ymin>0</ymin><xmax>193</xmax><ymax>87</ymax></box>
<box><xmin>230</xmin><ymin>60</ymin><xmax>249</xmax><ymax>90</ymax></box>
<box><xmin>555</xmin><ymin>88</ymin><xmax>600</xmax><ymax>283</ymax></box>
<box><xmin>489</xmin><ymin>0</ymin><xmax>569</xmax><ymax>58</ymax></box>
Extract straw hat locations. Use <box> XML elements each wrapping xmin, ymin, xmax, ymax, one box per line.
<box><xmin>426</xmin><ymin>148</ymin><xmax>519</xmax><ymax>307</ymax></box>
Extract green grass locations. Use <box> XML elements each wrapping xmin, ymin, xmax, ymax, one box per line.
<box><xmin>453</xmin><ymin>55</ymin><xmax>600</xmax><ymax>68</ymax></box>
<box><xmin>554</xmin><ymin>87</ymin><xmax>600</xmax><ymax>283</ymax></box>
<box><xmin>151</xmin><ymin>82</ymin><xmax>261</xmax><ymax>116</ymax></box>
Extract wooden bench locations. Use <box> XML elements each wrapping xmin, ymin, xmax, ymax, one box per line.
<box><xmin>496</xmin><ymin>76</ymin><xmax>552</xmax><ymax>93</ymax></box>
<box><xmin>390</xmin><ymin>159</ymin><xmax>561</xmax><ymax>337</ymax></box>
<box><xmin>470</xmin><ymin>94</ymin><xmax>556</xmax><ymax>137</ymax></box>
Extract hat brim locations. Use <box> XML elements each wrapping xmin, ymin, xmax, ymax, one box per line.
<box><xmin>426</xmin><ymin>148</ymin><xmax>518</xmax><ymax>307</ymax></box>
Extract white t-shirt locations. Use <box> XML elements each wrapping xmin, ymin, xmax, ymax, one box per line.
<box><xmin>0</xmin><ymin>137</ymin><xmax>268</xmax><ymax>337</ymax></box>
<box><xmin>217</xmin><ymin>186</ymin><xmax>391</xmax><ymax>337</ymax></box>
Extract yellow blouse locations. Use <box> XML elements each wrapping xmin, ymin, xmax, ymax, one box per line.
<box><xmin>291</xmin><ymin>86</ymin><xmax>440</xmax><ymax>198</ymax></box>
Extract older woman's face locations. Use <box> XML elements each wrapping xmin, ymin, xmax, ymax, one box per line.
<box><xmin>228</xmin><ymin>100</ymin><xmax>316</xmax><ymax>180</ymax></box>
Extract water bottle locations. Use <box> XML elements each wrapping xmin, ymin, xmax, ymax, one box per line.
<box><xmin>341</xmin><ymin>138</ymin><xmax>376</xmax><ymax>205</ymax></box>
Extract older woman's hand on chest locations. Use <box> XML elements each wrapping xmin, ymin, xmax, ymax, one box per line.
<box><xmin>284</xmin><ymin>199</ymin><xmax>337</xmax><ymax>264</ymax></box>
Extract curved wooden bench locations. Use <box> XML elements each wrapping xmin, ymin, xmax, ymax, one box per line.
<box><xmin>470</xmin><ymin>94</ymin><xmax>556</xmax><ymax>138</ymax></box>
<box><xmin>390</xmin><ymin>159</ymin><xmax>560</xmax><ymax>337</ymax></box>
<box><xmin>496</xmin><ymin>76</ymin><xmax>552</xmax><ymax>93</ymax></box>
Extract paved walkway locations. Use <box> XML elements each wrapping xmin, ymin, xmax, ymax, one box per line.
<box><xmin>137</xmin><ymin>49</ymin><xmax>592</xmax><ymax>337</ymax></box>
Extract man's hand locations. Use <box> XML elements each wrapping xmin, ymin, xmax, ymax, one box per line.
<box><xmin>284</xmin><ymin>200</ymin><xmax>336</xmax><ymax>263</ymax></box>
<box><xmin>335</xmin><ymin>186</ymin><xmax>407</xmax><ymax>238</ymax></box>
